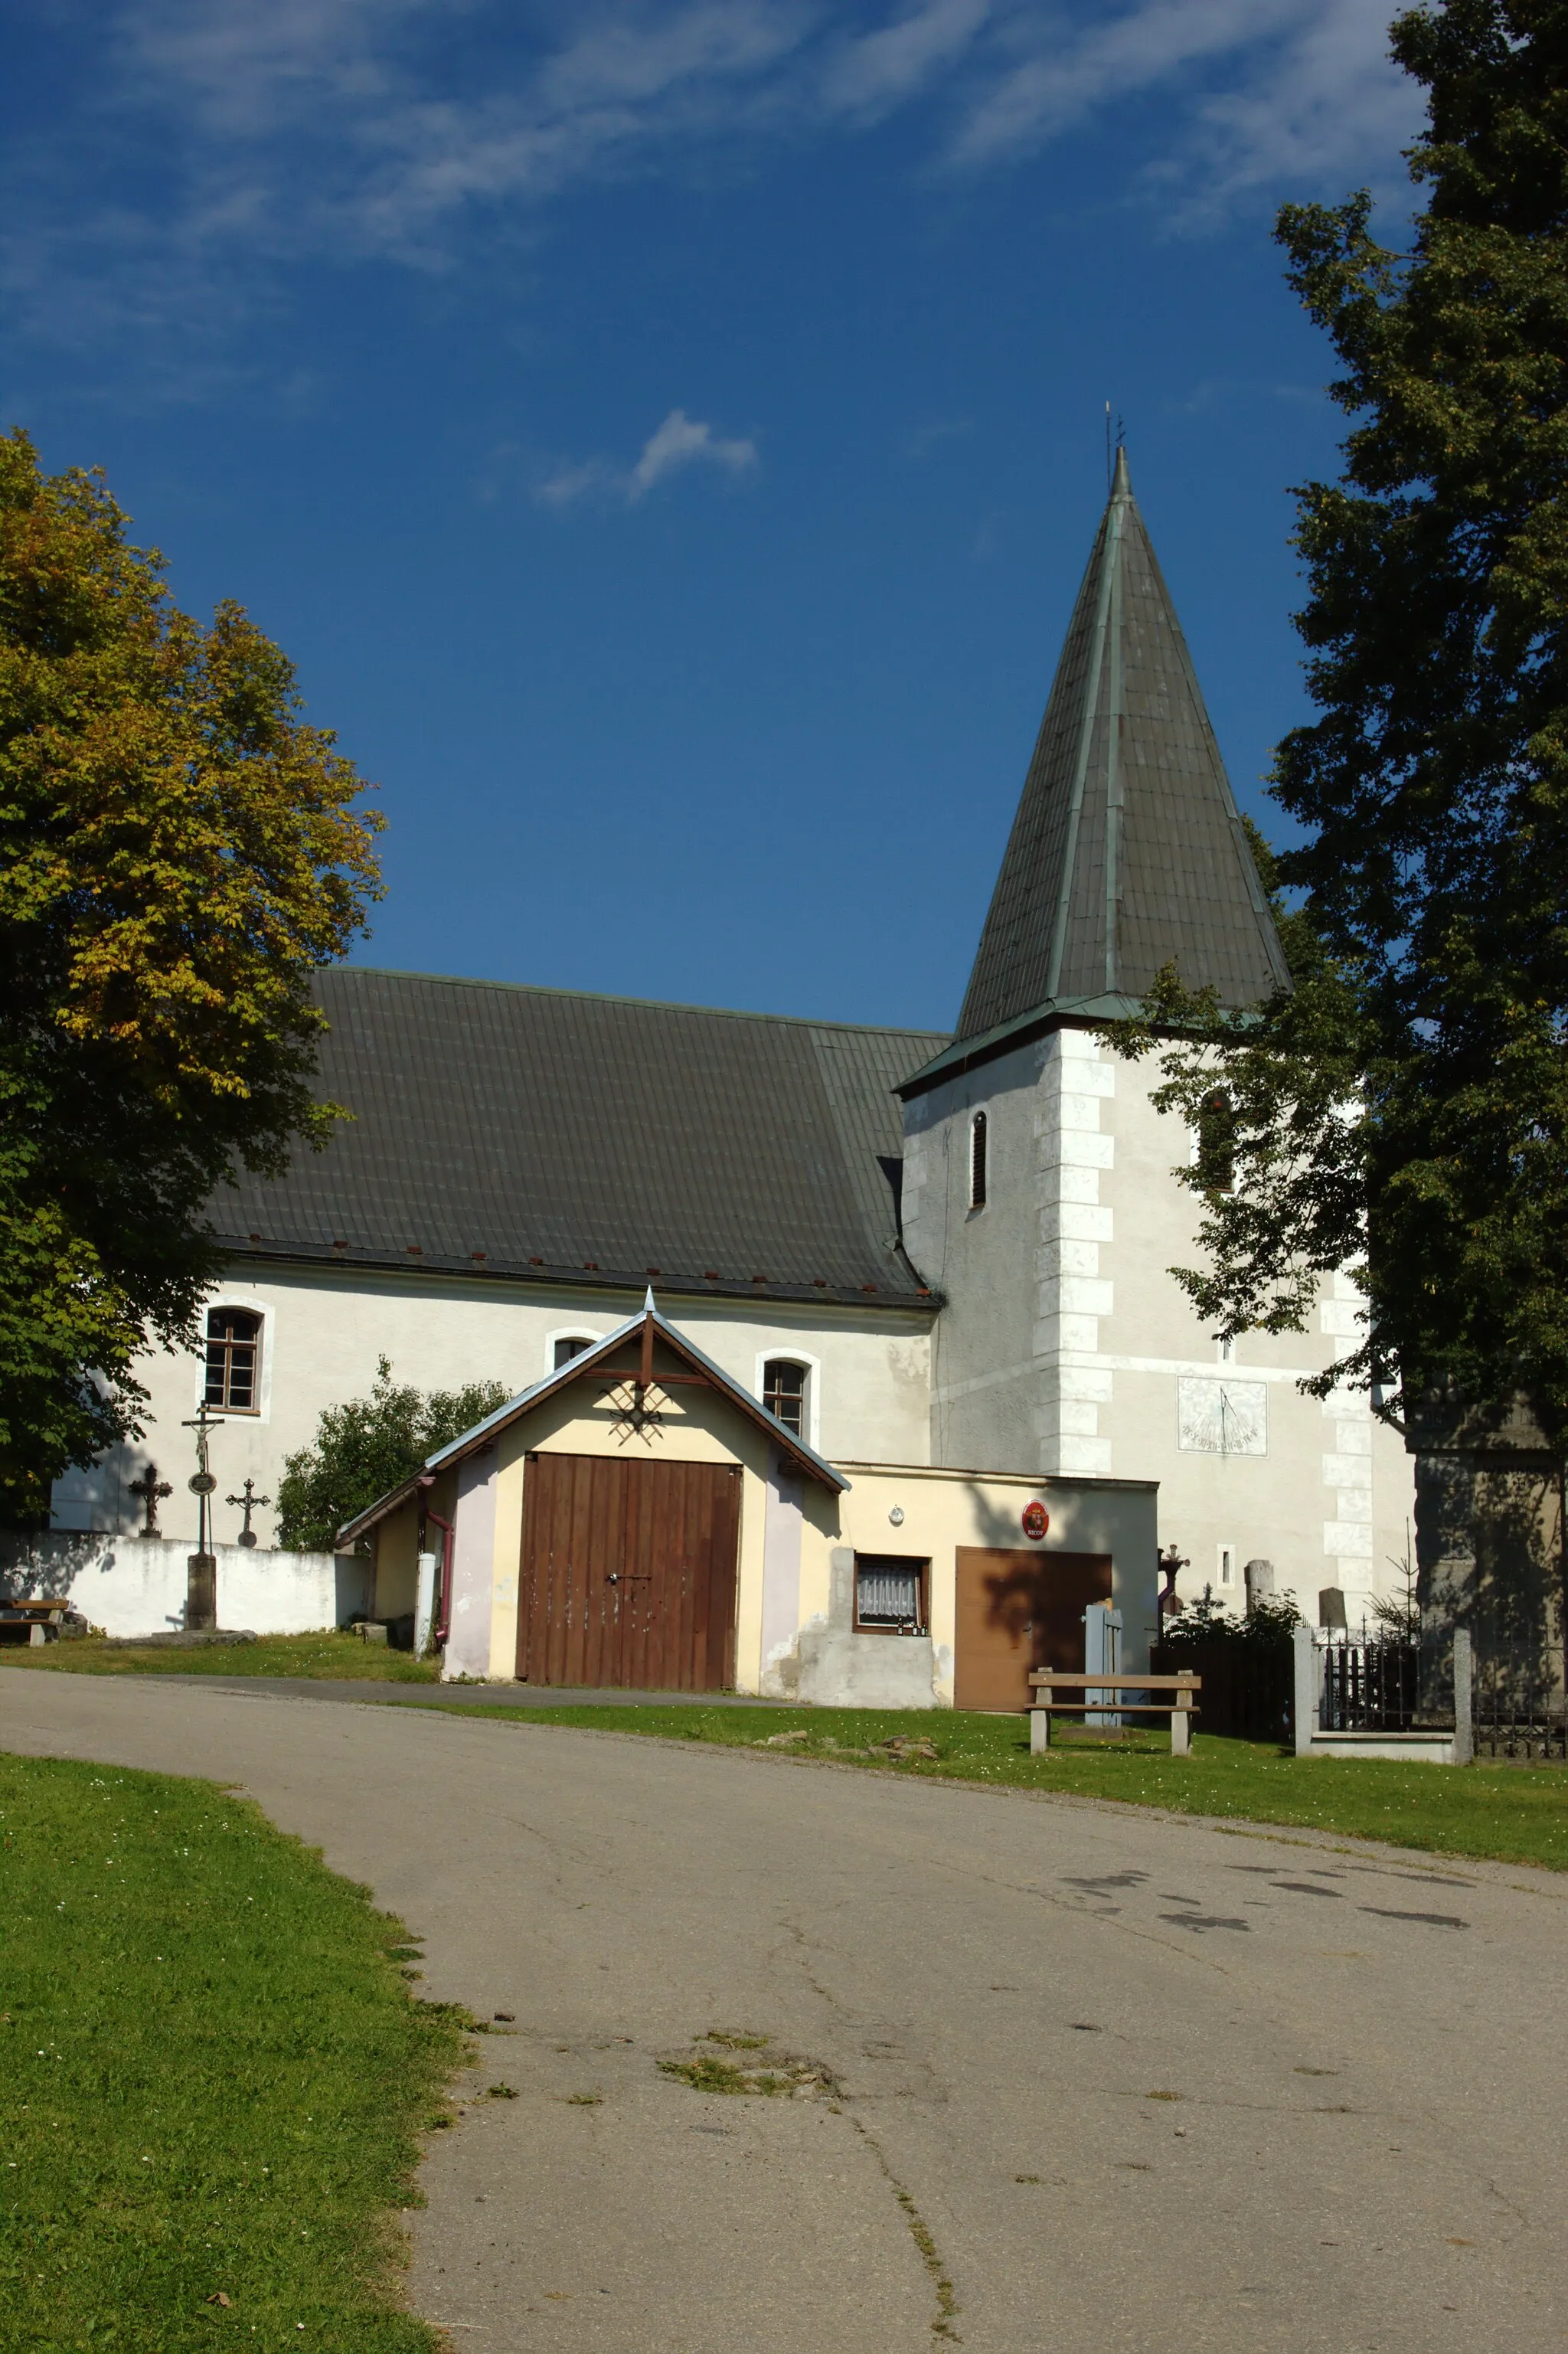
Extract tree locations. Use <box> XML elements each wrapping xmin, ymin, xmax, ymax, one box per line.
<box><xmin>1107</xmin><ymin>2</ymin><xmax>1568</xmax><ymax>1445</ymax></box>
<box><xmin>276</xmin><ymin>1361</ymin><xmax>512</xmax><ymax>1551</ymax></box>
<box><xmin>0</xmin><ymin>430</ymin><xmax>383</xmax><ymax>1519</ymax></box>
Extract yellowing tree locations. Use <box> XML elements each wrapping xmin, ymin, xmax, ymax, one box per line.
<box><xmin>0</xmin><ymin>430</ymin><xmax>383</xmax><ymax>1519</ymax></box>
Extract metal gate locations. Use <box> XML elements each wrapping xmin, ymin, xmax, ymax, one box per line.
<box><xmin>515</xmin><ymin>1453</ymin><xmax>741</xmax><ymax>1692</ymax></box>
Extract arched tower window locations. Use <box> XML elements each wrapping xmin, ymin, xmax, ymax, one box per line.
<box><xmin>763</xmin><ymin>1360</ymin><xmax>808</xmax><ymax>1437</ymax></box>
<box><xmin>204</xmin><ymin>1307</ymin><xmax>262</xmax><ymax>1412</ymax></box>
<box><xmin>969</xmin><ymin>1110</ymin><xmax>988</xmax><ymax>1211</ymax></box>
<box><xmin>1196</xmin><ymin>1088</ymin><xmax>1236</xmax><ymax>1194</ymax></box>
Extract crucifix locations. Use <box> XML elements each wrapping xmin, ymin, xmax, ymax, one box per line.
<box><xmin>181</xmin><ymin>1404</ymin><xmax>225</xmax><ymax>1560</ymax></box>
<box><xmin>225</xmin><ymin>1477</ymin><xmax>271</xmax><ymax>1549</ymax></box>
<box><xmin>127</xmin><ymin>1463</ymin><xmax>172</xmax><ymax>1539</ymax></box>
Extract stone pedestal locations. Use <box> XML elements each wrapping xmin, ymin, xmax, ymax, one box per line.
<box><xmin>186</xmin><ymin>1553</ymin><xmax>217</xmax><ymax>1633</ymax></box>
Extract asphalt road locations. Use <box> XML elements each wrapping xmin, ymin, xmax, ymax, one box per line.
<box><xmin>2</xmin><ymin>1669</ymin><xmax>1562</xmax><ymax>2354</ymax></box>
<box><xmin>13</xmin><ymin>1672</ymin><xmax>792</xmax><ymax>1709</ymax></box>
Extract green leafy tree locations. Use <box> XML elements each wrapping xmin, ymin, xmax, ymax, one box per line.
<box><xmin>0</xmin><ymin>430</ymin><xmax>383</xmax><ymax>1519</ymax></box>
<box><xmin>1108</xmin><ymin>1</ymin><xmax>1568</xmax><ymax>1444</ymax></box>
<box><xmin>276</xmin><ymin>1360</ymin><xmax>511</xmax><ymax>1551</ymax></box>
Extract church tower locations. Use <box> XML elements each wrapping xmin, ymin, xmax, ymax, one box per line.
<box><xmin>898</xmin><ymin>452</ymin><xmax>1406</xmax><ymax>1621</ymax></box>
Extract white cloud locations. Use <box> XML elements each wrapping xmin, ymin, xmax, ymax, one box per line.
<box><xmin>2</xmin><ymin>0</ymin><xmax>1424</xmax><ymax>370</ymax></box>
<box><xmin>1171</xmin><ymin>0</ymin><xmax>1419</xmax><ymax>224</ymax></box>
<box><xmin>535</xmin><ymin>407</ymin><xmax>760</xmax><ymax>507</ymax></box>
<box><xmin>823</xmin><ymin>0</ymin><xmax>993</xmax><ymax>119</ymax></box>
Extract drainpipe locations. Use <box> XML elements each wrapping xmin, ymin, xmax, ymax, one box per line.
<box><xmin>417</xmin><ymin>1476</ymin><xmax>456</xmax><ymax>1649</ymax></box>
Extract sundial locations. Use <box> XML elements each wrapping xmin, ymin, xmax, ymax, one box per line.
<box><xmin>1177</xmin><ymin>1376</ymin><xmax>1268</xmax><ymax>1458</ymax></box>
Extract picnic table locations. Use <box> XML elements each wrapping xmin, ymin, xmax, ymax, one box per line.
<box><xmin>1027</xmin><ymin>1671</ymin><xmax>1201</xmax><ymax>1757</ymax></box>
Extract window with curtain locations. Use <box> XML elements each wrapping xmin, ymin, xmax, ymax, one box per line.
<box><xmin>854</xmin><ymin>1555</ymin><xmax>928</xmax><ymax>1634</ymax></box>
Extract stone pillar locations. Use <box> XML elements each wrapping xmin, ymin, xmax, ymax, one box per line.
<box><xmin>1292</xmin><ymin>1625</ymin><xmax>1318</xmax><ymax>1757</ymax></box>
<box><xmin>413</xmin><ymin>1551</ymin><xmax>437</xmax><ymax>1658</ymax></box>
<box><xmin>1452</xmin><ymin>1627</ymin><xmax>1473</xmax><ymax>1767</ymax></box>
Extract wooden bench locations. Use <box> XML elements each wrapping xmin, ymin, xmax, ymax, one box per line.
<box><xmin>1</xmin><ymin>1601</ymin><xmax>67</xmax><ymax>1648</ymax></box>
<box><xmin>1027</xmin><ymin>1672</ymin><xmax>1201</xmax><ymax>1757</ymax></box>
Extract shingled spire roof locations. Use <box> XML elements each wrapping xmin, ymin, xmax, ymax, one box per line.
<box><xmin>906</xmin><ymin>450</ymin><xmax>1288</xmax><ymax>1090</ymax></box>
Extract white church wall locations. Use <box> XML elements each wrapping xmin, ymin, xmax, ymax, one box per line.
<box><xmin>902</xmin><ymin>1020</ymin><xmax>1416</xmax><ymax>1625</ymax></box>
<box><xmin>51</xmin><ymin>1261</ymin><xmax>933</xmax><ymax>1552</ymax></box>
<box><xmin>902</xmin><ymin>1034</ymin><xmax>1048</xmax><ymax>1473</ymax></box>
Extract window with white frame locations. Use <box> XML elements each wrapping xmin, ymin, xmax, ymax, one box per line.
<box><xmin>204</xmin><ymin>1306</ymin><xmax>263</xmax><ymax>1412</ymax></box>
<box><xmin>553</xmin><ymin>1334</ymin><xmax>593</xmax><ymax>1371</ymax></box>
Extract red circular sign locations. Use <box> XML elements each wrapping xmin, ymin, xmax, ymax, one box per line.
<box><xmin>1021</xmin><ymin>1502</ymin><xmax>1050</xmax><ymax>1541</ymax></box>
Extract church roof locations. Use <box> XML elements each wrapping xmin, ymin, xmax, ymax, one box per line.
<box><xmin>903</xmin><ymin>449</ymin><xmax>1289</xmax><ymax>1094</ymax></box>
<box><xmin>209</xmin><ymin>967</ymin><xmax>946</xmax><ymax>1309</ymax></box>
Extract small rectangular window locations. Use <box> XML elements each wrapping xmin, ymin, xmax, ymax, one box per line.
<box><xmin>1218</xmin><ymin>1545</ymin><xmax>1235</xmax><ymax>1588</ymax></box>
<box><xmin>554</xmin><ymin>1336</ymin><xmax>592</xmax><ymax>1370</ymax></box>
<box><xmin>763</xmin><ymin>1360</ymin><xmax>807</xmax><ymax>1436</ymax></box>
<box><xmin>854</xmin><ymin>1555</ymin><xmax>929</xmax><ymax>1634</ymax></box>
<box><xmin>969</xmin><ymin>1110</ymin><xmax>988</xmax><ymax>1210</ymax></box>
<box><xmin>205</xmin><ymin>1307</ymin><xmax>261</xmax><ymax>1412</ymax></box>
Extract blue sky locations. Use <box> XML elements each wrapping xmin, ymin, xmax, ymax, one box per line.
<box><xmin>2</xmin><ymin>2</ymin><xmax>1422</xmax><ymax>1033</ymax></box>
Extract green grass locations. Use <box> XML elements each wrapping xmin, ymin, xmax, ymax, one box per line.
<box><xmin>416</xmin><ymin>1702</ymin><xmax>1568</xmax><ymax>1873</ymax></box>
<box><xmin>3</xmin><ymin>1630</ymin><xmax>438</xmax><ymax>1682</ymax></box>
<box><xmin>0</xmin><ymin>1752</ymin><xmax>469</xmax><ymax>2351</ymax></box>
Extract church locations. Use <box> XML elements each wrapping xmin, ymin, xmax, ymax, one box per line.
<box><xmin>51</xmin><ymin>453</ymin><xmax>1413</xmax><ymax>1699</ymax></box>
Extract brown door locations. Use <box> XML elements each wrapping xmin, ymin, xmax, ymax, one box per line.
<box><xmin>953</xmin><ymin>1548</ymin><xmax>1112</xmax><ymax>1711</ymax></box>
<box><xmin>515</xmin><ymin>1453</ymin><xmax>741</xmax><ymax>1692</ymax></box>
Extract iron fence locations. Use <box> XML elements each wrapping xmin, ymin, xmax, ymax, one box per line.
<box><xmin>1318</xmin><ymin>1636</ymin><xmax>1423</xmax><ymax>1734</ymax></box>
<box><xmin>1472</xmin><ymin>1644</ymin><xmax>1566</xmax><ymax>1763</ymax></box>
<box><xmin>1155</xmin><ymin>1623</ymin><xmax>1566</xmax><ymax>1760</ymax></box>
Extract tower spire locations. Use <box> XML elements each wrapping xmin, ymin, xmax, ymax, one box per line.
<box><xmin>949</xmin><ymin>453</ymin><xmax>1288</xmax><ymax>1050</ymax></box>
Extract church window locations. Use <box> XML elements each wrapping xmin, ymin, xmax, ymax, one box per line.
<box><xmin>969</xmin><ymin>1110</ymin><xmax>988</xmax><ymax>1209</ymax></box>
<box><xmin>204</xmin><ymin>1307</ymin><xmax>262</xmax><ymax>1412</ymax></box>
<box><xmin>1196</xmin><ymin>1089</ymin><xmax>1236</xmax><ymax>1192</ymax></box>
<box><xmin>763</xmin><ymin>1359</ymin><xmax>808</xmax><ymax>1436</ymax></box>
<box><xmin>854</xmin><ymin>1555</ymin><xmax>928</xmax><ymax>1634</ymax></box>
<box><xmin>553</xmin><ymin>1335</ymin><xmax>593</xmax><ymax>1371</ymax></box>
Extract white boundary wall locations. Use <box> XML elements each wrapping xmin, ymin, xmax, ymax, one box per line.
<box><xmin>0</xmin><ymin>1535</ymin><xmax>362</xmax><ymax>1640</ymax></box>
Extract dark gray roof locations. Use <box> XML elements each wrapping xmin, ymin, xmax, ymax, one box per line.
<box><xmin>209</xmin><ymin>969</ymin><xmax>947</xmax><ymax>1309</ymax></box>
<box><xmin>909</xmin><ymin>450</ymin><xmax>1288</xmax><ymax>1090</ymax></box>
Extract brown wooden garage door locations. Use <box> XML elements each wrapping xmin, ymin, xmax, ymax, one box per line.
<box><xmin>953</xmin><ymin>1548</ymin><xmax>1113</xmax><ymax>1712</ymax></box>
<box><xmin>515</xmin><ymin>1453</ymin><xmax>741</xmax><ymax>1692</ymax></box>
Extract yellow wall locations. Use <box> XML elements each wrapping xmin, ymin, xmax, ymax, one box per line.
<box><xmin>815</xmin><ymin>1463</ymin><xmax>1159</xmax><ymax>1701</ymax></box>
<box><xmin>372</xmin><ymin>1340</ymin><xmax>1160</xmax><ymax>1702</ymax></box>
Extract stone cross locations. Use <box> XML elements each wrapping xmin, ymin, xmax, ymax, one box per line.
<box><xmin>127</xmin><ymin>1463</ymin><xmax>173</xmax><ymax>1539</ymax></box>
